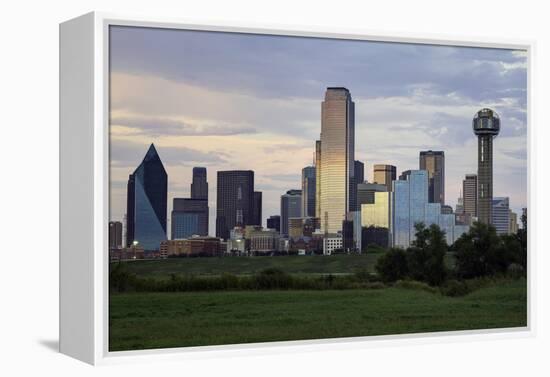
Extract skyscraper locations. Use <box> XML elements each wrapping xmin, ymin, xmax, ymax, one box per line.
<box><xmin>392</xmin><ymin>170</ymin><xmax>468</xmax><ymax>248</ymax></box>
<box><xmin>267</xmin><ymin>215</ymin><xmax>281</xmax><ymax>232</ymax></box>
<box><xmin>373</xmin><ymin>164</ymin><xmax>396</xmax><ymax>191</ymax></box>
<box><xmin>473</xmin><ymin>108</ymin><xmax>500</xmax><ymax>225</ymax></box>
<box><xmin>126</xmin><ymin>144</ymin><xmax>168</xmax><ymax>250</ymax></box>
<box><xmin>301</xmin><ymin>166</ymin><xmax>316</xmax><ymax>217</ymax></box>
<box><xmin>354</xmin><ymin>160</ymin><xmax>365</xmax><ymax>184</ymax></box>
<box><xmin>190</xmin><ymin>167</ymin><xmax>208</xmax><ymax>200</ymax></box>
<box><xmin>463</xmin><ymin>174</ymin><xmax>478</xmax><ymax>218</ymax></box>
<box><xmin>171</xmin><ymin>198</ymin><xmax>208</xmax><ymax>239</ymax></box>
<box><xmin>319</xmin><ymin>87</ymin><xmax>355</xmax><ymax>233</ymax></box>
<box><xmin>419</xmin><ymin>150</ymin><xmax>445</xmax><ymax>204</ymax></box>
<box><xmin>253</xmin><ymin>191</ymin><xmax>262</xmax><ymax>226</ymax></box>
<box><xmin>109</xmin><ymin>221</ymin><xmax>123</xmax><ymax>249</ymax></box>
<box><xmin>216</xmin><ymin>170</ymin><xmax>255</xmax><ymax>240</ymax></box>
<box><xmin>492</xmin><ymin>197</ymin><xmax>510</xmax><ymax>235</ymax></box>
<box><xmin>315</xmin><ymin>140</ymin><xmax>322</xmax><ymax>218</ymax></box>
<box><xmin>280</xmin><ymin>189</ymin><xmax>302</xmax><ymax>237</ymax></box>
<box><xmin>357</xmin><ymin>182</ymin><xmax>387</xmax><ymax>206</ymax></box>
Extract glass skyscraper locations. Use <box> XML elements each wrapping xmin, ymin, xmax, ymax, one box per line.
<box><xmin>318</xmin><ymin>87</ymin><xmax>355</xmax><ymax>233</ymax></box>
<box><xmin>126</xmin><ymin>143</ymin><xmax>168</xmax><ymax>250</ymax></box>
<box><xmin>171</xmin><ymin>198</ymin><xmax>209</xmax><ymax>239</ymax></box>
<box><xmin>392</xmin><ymin>170</ymin><xmax>468</xmax><ymax>248</ymax></box>
<box><xmin>280</xmin><ymin>189</ymin><xmax>302</xmax><ymax>237</ymax></box>
<box><xmin>301</xmin><ymin>166</ymin><xmax>316</xmax><ymax>218</ymax></box>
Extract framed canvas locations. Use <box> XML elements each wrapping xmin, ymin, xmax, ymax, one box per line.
<box><xmin>59</xmin><ymin>12</ymin><xmax>534</xmax><ymax>365</ymax></box>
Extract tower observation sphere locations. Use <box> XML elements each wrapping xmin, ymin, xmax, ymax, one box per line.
<box><xmin>472</xmin><ymin>108</ymin><xmax>500</xmax><ymax>226</ymax></box>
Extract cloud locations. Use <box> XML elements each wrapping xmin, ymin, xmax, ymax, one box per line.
<box><xmin>108</xmin><ymin>26</ymin><xmax>528</xmax><ymax>231</ymax></box>
<box><xmin>111</xmin><ymin>115</ymin><xmax>257</xmax><ymax>137</ymax></box>
<box><xmin>110</xmin><ymin>138</ymin><xmax>227</xmax><ymax>169</ymax></box>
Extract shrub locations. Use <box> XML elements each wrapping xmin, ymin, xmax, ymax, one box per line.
<box><xmin>375</xmin><ymin>248</ymin><xmax>409</xmax><ymax>283</ymax></box>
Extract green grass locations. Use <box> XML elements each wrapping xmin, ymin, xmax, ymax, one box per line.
<box><xmin>109</xmin><ymin>278</ymin><xmax>526</xmax><ymax>351</ymax></box>
<box><xmin>117</xmin><ymin>253</ymin><xmax>456</xmax><ymax>278</ymax></box>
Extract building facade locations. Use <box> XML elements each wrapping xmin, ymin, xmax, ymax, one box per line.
<box><xmin>318</xmin><ymin>87</ymin><xmax>355</xmax><ymax>233</ymax></box>
<box><xmin>373</xmin><ymin>164</ymin><xmax>396</xmax><ymax>191</ymax></box>
<box><xmin>301</xmin><ymin>166</ymin><xmax>316</xmax><ymax>218</ymax></box>
<box><xmin>190</xmin><ymin>167</ymin><xmax>208</xmax><ymax>200</ymax></box>
<box><xmin>109</xmin><ymin>221</ymin><xmax>123</xmax><ymax>249</ymax></box>
<box><xmin>354</xmin><ymin>160</ymin><xmax>365</xmax><ymax>185</ymax></box>
<box><xmin>357</xmin><ymin>182</ymin><xmax>387</xmax><ymax>206</ymax></box>
<box><xmin>280</xmin><ymin>189</ymin><xmax>302</xmax><ymax>237</ymax></box>
<box><xmin>253</xmin><ymin>191</ymin><xmax>262</xmax><ymax>226</ymax></box>
<box><xmin>463</xmin><ymin>174</ymin><xmax>478</xmax><ymax>218</ymax></box>
<box><xmin>392</xmin><ymin>170</ymin><xmax>467</xmax><ymax>248</ymax></box>
<box><xmin>266</xmin><ymin>215</ymin><xmax>281</xmax><ymax>232</ymax></box>
<box><xmin>126</xmin><ymin>143</ymin><xmax>168</xmax><ymax>250</ymax></box>
<box><xmin>216</xmin><ymin>170</ymin><xmax>255</xmax><ymax>240</ymax></box>
<box><xmin>171</xmin><ymin>198</ymin><xmax>208</xmax><ymax>239</ymax></box>
<box><xmin>419</xmin><ymin>150</ymin><xmax>445</xmax><ymax>204</ymax></box>
<box><xmin>492</xmin><ymin>197</ymin><xmax>510</xmax><ymax>235</ymax></box>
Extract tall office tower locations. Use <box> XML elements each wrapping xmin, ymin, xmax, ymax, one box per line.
<box><xmin>492</xmin><ymin>197</ymin><xmax>510</xmax><ymax>235</ymax></box>
<box><xmin>463</xmin><ymin>174</ymin><xmax>478</xmax><ymax>217</ymax></box>
<box><xmin>319</xmin><ymin>87</ymin><xmax>355</xmax><ymax>233</ymax></box>
<box><xmin>190</xmin><ymin>167</ymin><xmax>208</xmax><ymax>200</ymax></box>
<box><xmin>109</xmin><ymin>221</ymin><xmax>123</xmax><ymax>249</ymax></box>
<box><xmin>280</xmin><ymin>189</ymin><xmax>302</xmax><ymax>237</ymax></box>
<box><xmin>354</xmin><ymin>160</ymin><xmax>365</xmax><ymax>184</ymax></box>
<box><xmin>315</xmin><ymin>140</ymin><xmax>322</xmax><ymax>218</ymax></box>
<box><xmin>301</xmin><ymin>166</ymin><xmax>316</xmax><ymax>217</ymax></box>
<box><xmin>419</xmin><ymin>150</ymin><xmax>445</xmax><ymax>204</ymax></box>
<box><xmin>267</xmin><ymin>215</ymin><xmax>281</xmax><ymax>232</ymax></box>
<box><xmin>171</xmin><ymin>198</ymin><xmax>209</xmax><ymax>239</ymax></box>
<box><xmin>392</xmin><ymin>170</ymin><xmax>428</xmax><ymax>248</ymax></box>
<box><xmin>473</xmin><ymin>108</ymin><xmax>500</xmax><ymax>225</ymax></box>
<box><xmin>373</xmin><ymin>164</ymin><xmax>397</xmax><ymax>191</ymax></box>
<box><xmin>253</xmin><ymin>191</ymin><xmax>263</xmax><ymax>226</ymax></box>
<box><xmin>357</xmin><ymin>182</ymin><xmax>387</xmax><ymax>206</ymax></box>
<box><xmin>216</xmin><ymin>170</ymin><xmax>255</xmax><ymax>240</ymax></box>
<box><xmin>126</xmin><ymin>144</ymin><xmax>168</xmax><ymax>250</ymax></box>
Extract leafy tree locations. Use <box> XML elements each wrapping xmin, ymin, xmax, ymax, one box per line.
<box><xmin>453</xmin><ymin>221</ymin><xmax>517</xmax><ymax>278</ymax></box>
<box><xmin>375</xmin><ymin>248</ymin><xmax>409</xmax><ymax>283</ymax></box>
<box><xmin>407</xmin><ymin>223</ymin><xmax>448</xmax><ymax>285</ymax></box>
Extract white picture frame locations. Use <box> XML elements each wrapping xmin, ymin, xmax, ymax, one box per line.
<box><xmin>59</xmin><ymin>11</ymin><xmax>535</xmax><ymax>365</ymax></box>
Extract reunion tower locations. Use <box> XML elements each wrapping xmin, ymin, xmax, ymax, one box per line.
<box><xmin>472</xmin><ymin>108</ymin><xmax>500</xmax><ymax>226</ymax></box>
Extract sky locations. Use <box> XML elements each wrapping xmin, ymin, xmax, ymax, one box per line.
<box><xmin>108</xmin><ymin>25</ymin><xmax>528</xmax><ymax>237</ymax></box>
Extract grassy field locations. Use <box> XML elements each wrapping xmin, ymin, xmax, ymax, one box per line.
<box><xmin>109</xmin><ymin>278</ymin><xmax>526</xmax><ymax>351</ymax></box>
<box><xmin>118</xmin><ymin>253</ymin><xmax>456</xmax><ymax>278</ymax></box>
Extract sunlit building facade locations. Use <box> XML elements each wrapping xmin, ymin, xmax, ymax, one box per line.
<box><xmin>419</xmin><ymin>150</ymin><xmax>445</xmax><ymax>204</ymax></box>
<box><xmin>361</xmin><ymin>192</ymin><xmax>391</xmax><ymax>229</ymax></box>
<box><xmin>318</xmin><ymin>87</ymin><xmax>355</xmax><ymax>233</ymax></box>
<box><xmin>373</xmin><ymin>164</ymin><xmax>396</xmax><ymax>191</ymax></box>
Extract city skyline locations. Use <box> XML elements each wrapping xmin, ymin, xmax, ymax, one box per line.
<box><xmin>109</xmin><ymin>26</ymin><xmax>528</xmax><ymax>235</ymax></box>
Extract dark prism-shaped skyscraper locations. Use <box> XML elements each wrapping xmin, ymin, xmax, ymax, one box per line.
<box><xmin>126</xmin><ymin>144</ymin><xmax>167</xmax><ymax>250</ymax></box>
<box><xmin>216</xmin><ymin>170</ymin><xmax>255</xmax><ymax>240</ymax></box>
